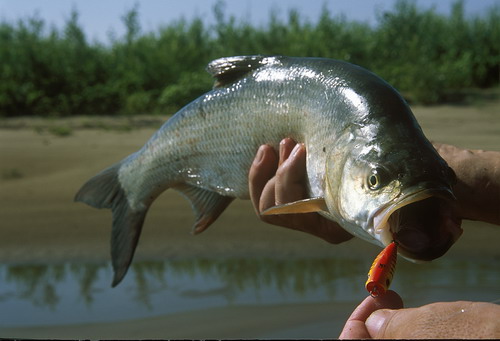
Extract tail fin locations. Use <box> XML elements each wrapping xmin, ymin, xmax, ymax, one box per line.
<box><xmin>75</xmin><ymin>163</ymin><xmax>147</xmax><ymax>287</ymax></box>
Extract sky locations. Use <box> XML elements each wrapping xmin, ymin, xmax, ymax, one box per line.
<box><xmin>0</xmin><ymin>0</ymin><xmax>498</xmax><ymax>43</ymax></box>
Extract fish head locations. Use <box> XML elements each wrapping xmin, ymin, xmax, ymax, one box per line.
<box><xmin>325</xmin><ymin>137</ymin><xmax>462</xmax><ymax>262</ymax></box>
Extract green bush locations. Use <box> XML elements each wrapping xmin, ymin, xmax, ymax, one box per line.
<box><xmin>159</xmin><ymin>72</ymin><xmax>213</xmax><ymax>114</ymax></box>
<box><xmin>0</xmin><ymin>0</ymin><xmax>498</xmax><ymax>117</ymax></box>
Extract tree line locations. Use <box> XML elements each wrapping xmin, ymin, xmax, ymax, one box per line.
<box><xmin>0</xmin><ymin>0</ymin><xmax>498</xmax><ymax>117</ymax></box>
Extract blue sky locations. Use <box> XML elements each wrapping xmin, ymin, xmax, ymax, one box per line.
<box><xmin>0</xmin><ymin>0</ymin><xmax>498</xmax><ymax>42</ymax></box>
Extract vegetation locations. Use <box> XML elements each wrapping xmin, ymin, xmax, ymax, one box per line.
<box><xmin>0</xmin><ymin>0</ymin><xmax>498</xmax><ymax>117</ymax></box>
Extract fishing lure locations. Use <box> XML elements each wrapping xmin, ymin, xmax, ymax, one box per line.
<box><xmin>365</xmin><ymin>241</ymin><xmax>398</xmax><ymax>297</ymax></box>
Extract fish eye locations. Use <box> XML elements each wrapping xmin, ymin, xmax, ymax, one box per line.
<box><xmin>367</xmin><ymin>168</ymin><xmax>384</xmax><ymax>190</ymax></box>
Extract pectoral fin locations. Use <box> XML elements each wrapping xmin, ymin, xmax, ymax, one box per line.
<box><xmin>261</xmin><ymin>197</ymin><xmax>328</xmax><ymax>216</ymax></box>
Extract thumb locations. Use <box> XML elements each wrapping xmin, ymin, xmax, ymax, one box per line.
<box><xmin>365</xmin><ymin>308</ymin><xmax>397</xmax><ymax>338</ymax></box>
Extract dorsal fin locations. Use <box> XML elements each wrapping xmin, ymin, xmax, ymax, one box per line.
<box><xmin>206</xmin><ymin>55</ymin><xmax>281</xmax><ymax>88</ymax></box>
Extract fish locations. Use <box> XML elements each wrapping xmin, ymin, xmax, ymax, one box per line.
<box><xmin>75</xmin><ymin>55</ymin><xmax>463</xmax><ymax>287</ymax></box>
<box><xmin>365</xmin><ymin>241</ymin><xmax>398</xmax><ymax>297</ymax></box>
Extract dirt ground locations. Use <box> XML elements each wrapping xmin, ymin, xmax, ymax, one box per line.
<box><xmin>0</xmin><ymin>96</ymin><xmax>499</xmax><ymax>338</ymax></box>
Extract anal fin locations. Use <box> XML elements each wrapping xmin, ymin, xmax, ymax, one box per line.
<box><xmin>173</xmin><ymin>184</ymin><xmax>234</xmax><ymax>234</ymax></box>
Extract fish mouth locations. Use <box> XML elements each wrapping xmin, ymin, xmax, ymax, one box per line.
<box><xmin>372</xmin><ymin>187</ymin><xmax>463</xmax><ymax>261</ymax></box>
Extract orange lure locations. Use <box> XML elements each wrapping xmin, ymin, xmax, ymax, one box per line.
<box><xmin>365</xmin><ymin>241</ymin><xmax>398</xmax><ymax>297</ymax></box>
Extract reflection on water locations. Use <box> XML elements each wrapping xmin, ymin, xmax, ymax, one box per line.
<box><xmin>1</xmin><ymin>256</ymin><xmax>499</xmax><ymax>327</ymax></box>
<box><xmin>2</xmin><ymin>263</ymin><xmax>102</xmax><ymax>309</ymax></box>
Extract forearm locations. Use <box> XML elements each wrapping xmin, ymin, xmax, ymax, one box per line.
<box><xmin>434</xmin><ymin>143</ymin><xmax>500</xmax><ymax>226</ymax></box>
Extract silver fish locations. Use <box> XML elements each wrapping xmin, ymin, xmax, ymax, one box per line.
<box><xmin>75</xmin><ymin>55</ymin><xmax>462</xmax><ymax>286</ymax></box>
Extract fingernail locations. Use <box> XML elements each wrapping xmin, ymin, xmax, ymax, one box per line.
<box><xmin>365</xmin><ymin>309</ymin><xmax>392</xmax><ymax>337</ymax></box>
<box><xmin>291</xmin><ymin>143</ymin><xmax>304</xmax><ymax>158</ymax></box>
<box><xmin>280</xmin><ymin>138</ymin><xmax>289</xmax><ymax>146</ymax></box>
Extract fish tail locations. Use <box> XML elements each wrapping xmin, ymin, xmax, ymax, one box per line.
<box><xmin>75</xmin><ymin>162</ymin><xmax>147</xmax><ymax>287</ymax></box>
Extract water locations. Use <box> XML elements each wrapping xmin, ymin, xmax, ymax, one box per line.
<box><xmin>1</xmin><ymin>255</ymin><xmax>499</xmax><ymax>329</ymax></box>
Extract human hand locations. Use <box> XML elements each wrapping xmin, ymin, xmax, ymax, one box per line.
<box><xmin>433</xmin><ymin>142</ymin><xmax>500</xmax><ymax>226</ymax></box>
<box><xmin>248</xmin><ymin>138</ymin><xmax>353</xmax><ymax>244</ymax></box>
<box><xmin>339</xmin><ymin>291</ymin><xmax>500</xmax><ymax>339</ymax></box>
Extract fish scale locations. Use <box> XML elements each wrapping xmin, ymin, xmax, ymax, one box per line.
<box><xmin>75</xmin><ymin>55</ymin><xmax>461</xmax><ymax>286</ymax></box>
<box><xmin>136</xmin><ymin>70</ymin><xmax>313</xmax><ymax>199</ymax></box>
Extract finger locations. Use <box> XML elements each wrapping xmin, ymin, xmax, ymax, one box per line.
<box><xmin>249</xmin><ymin>139</ymin><xmax>353</xmax><ymax>244</ymax></box>
<box><xmin>339</xmin><ymin>290</ymin><xmax>403</xmax><ymax>339</ymax></box>
<box><xmin>251</xmin><ymin>138</ymin><xmax>297</xmax><ymax>212</ymax></box>
<box><xmin>271</xmin><ymin>140</ymin><xmax>354</xmax><ymax>243</ymax></box>
<box><xmin>351</xmin><ymin>290</ymin><xmax>404</xmax><ymax>321</ymax></box>
<box><xmin>259</xmin><ymin>176</ymin><xmax>278</xmax><ymax>213</ymax></box>
<box><xmin>278</xmin><ymin>138</ymin><xmax>297</xmax><ymax>166</ymax></box>
<box><xmin>248</xmin><ymin>144</ymin><xmax>278</xmax><ymax>215</ymax></box>
<box><xmin>276</xmin><ymin>141</ymin><xmax>352</xmax><ymax>240</ymax></box>
<box><xmin>275</xmin><ymin>142</ymin><xmax>307</xmax><ymax>205</ymax></box>
<box><xmin>256</xmin><ymin>140</ymin><xmax>305</xmax><ymax>226</ymax></box>
<box><xmin>339</xmin><ymin>319</ymin><xmax>370</xmax><ymax>339</ymax></box>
